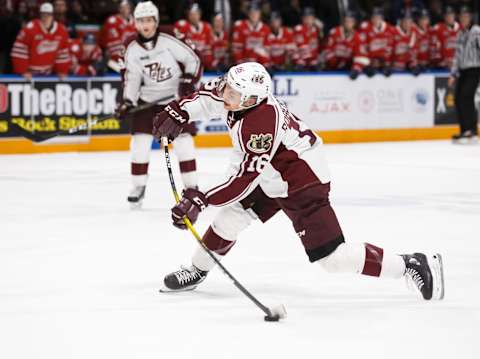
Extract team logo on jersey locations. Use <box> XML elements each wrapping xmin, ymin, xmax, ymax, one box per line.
<box><xmin>246</xmin><ymin>133</ymin><xmax>273</xmax><ymax>153</ymax></box>
<box><xmin>144</xmin><ymin>62</ymin><xmax>173</xmax><ymax>82</ymax></box>
<box><xmin>36</xmin><ymin>40</ymin><xmax>59</xmax><ymax>54</ymax></box>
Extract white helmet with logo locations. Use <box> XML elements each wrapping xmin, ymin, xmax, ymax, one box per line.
<box><xmin>226</xmin><ymin>62</ymin><xmax>272</xmax><ymax>110</ymax></box>
<box><xmin>134</xmin><ymin>1</ymin><xmax>159</xmax><ymax>22</ymax></box>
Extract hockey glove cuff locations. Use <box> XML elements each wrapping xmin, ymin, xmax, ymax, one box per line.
<box><xmin>171</xmin><ymin>188</ymin><xmax>208</xmax><ymax>230</ymax></box>
<box><xmin>178</xmin><ymin>74</ymin><xmax>197</xmax><ymax>97</ymax></box>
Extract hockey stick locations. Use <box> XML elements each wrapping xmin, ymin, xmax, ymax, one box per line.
<box><xmin>161</xmin><ymin>137</ymin><xmax>286</xmax><ymax>321</ymax></box>
<box><xmin>10</xmin><ymin>101</ymin><xmax>158</xmax><ymax>143</ymax></box>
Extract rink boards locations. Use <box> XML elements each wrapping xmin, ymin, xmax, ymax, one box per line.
<box><xmin>0</xmin><ymin>72</ymin><xmax>461</xmax><ymax>154</ymax></box>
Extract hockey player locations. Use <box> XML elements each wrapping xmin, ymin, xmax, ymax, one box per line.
<box><xmin>152</xmin><ymin>62</ymin><xmax>445</xmax><ymax>301</ymax></box>
<box><xmin>431</xmin><ymin>6</ymin><xmax>460</xmax><ymax>69</ymax></box>
<box><xmin>293</xmin><ymin>7</ymin><xmax>322</xmax><ymax>71</ymax></box>
<box><xmin>391</xmin><ymin>10</ymin><xmax>420</xmax><ymax>75</ymax></box>
<box><xmin>116</xmin><ymin>1</ymin><xmax>201</xmax><ymax>208</ymax></box>
<box><xmin>211</xmin><ymin>13</ymin><xmax>230</xmax><ymax>72</ymax></box>
<box><xmin>324</xmin><ymin>11</ymin><xmax>369</xmax><ymax>79</ymax></box>
<box><xmin>231</xmin><ymin>2</ymin><xmax>271</xmax><ymax>66</ymax></box>
<box><xmin>100</xmin><ymin>0</ymin><xmax>136</xmax><ymax>70</ymax></box>
<box><xmin>266</xmin><ymin>11</ymin><xmax>295</xmax><ymax>72</ymax></box>
<box><xmin>359</xmin><ymin>7</ymin><xmax>394</xmax><ymax>77</ymax></box>
<box><xmin>68</xmin><ymin>33</ymin><xmax>104</xmax><ymax>76</ymax></box>
<box><xmin>414</xmin><ymin>9</ymin><xmax>434</xmax><ymax>70</ymax></box>
<box><xmin>11</xmin><ymin>2</ymin><xmax>70</xmax><ymax>80</ymax></box>
<box><xmin>174</xmin><ymin>3</ymin><xmax>214</xmax><ymax>70</ymax></box>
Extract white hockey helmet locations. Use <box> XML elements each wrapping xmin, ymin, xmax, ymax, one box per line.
<box><xmin>225</xmin><ymin>62</ymin><xmax>272</xmax><ymax>110</ymax></box>
<box><xmin>134</xmin><ymin>1</ymin><xmax>159</xmax><ymax>22</ymax></box>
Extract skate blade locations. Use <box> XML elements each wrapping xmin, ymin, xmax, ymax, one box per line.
<box><xmin>129</xmin><ymin>201</ymin><xmax>143</xmax><ymax>210</ymax></box>
<box><xmin>428</xmin><ymin>253</ymin><xmax>445</xmax><ymax>300</ymax></box>
<box><xmin>159</xmin><ymin>285</ymin><xmax>198</xmax><ymax>293</ymax></box>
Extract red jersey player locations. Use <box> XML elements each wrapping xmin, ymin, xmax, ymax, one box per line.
<box><xmin>151</xmin><ymin>61</ymin><xmax>445</xmax><ymax>301</ymax></box>
<box><xmin>211</xmin><ymin>13</ymin><xmax>230</xmax><ymax>72</ymax></box>
<box><xmin>391</xmin><ymin>10</ymin><xmax>420</xmax><ymax>75</ymax></box>
<box><xmin>174</xmin><ymin>4</ymin><xmax>214</xmax><ymax>70</ymax></box>
<box><xmin>324</xmin><ymin>11</ymin><xmax>369</xmax><ymax>79</ymax></box>
<box><xmin>231</xmin><ymin>3</ymin><xmax>271</xmax><ymax>66</ymax></box>
<box><xmin>431</xmin><ymin>6</ymin><xmax>460</xmax><ymax>69</ymax></box>
<box><xmin>266</xmin><ymin>11</ymin><xmax>295</xmax><ymax>71</ymax></box>
<box><xmin>293</xmin><ymin>7</ymin><xmax>322</xmax><ymax>71</ymax></box>
<box><xmin>11</xmin><ymin>2</ymin><xmax>70</xmax><ymax>80</ymax></box>
<box><xmin>68</xmin><ymin>33</ymin><xmax>104</xmax><ymax>76</ymax></box>
<box><xmin>100</xmin><ymin>0</ymin><xmax>136</xmax><ymax>70</ymax></box>
<box><xmin>414</xmin><ymin>9</ymin><xmax>434</xmax><ymax>70</ymax></box>
<box><xmin>359</xmin><ymin>7</ymin><xmax>394</xmax><ymax>77</ymax></box>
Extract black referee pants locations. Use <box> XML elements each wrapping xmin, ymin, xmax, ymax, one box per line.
<box><xmin>455</xmin><ymin>68</ymin><xmax>480</xmax><ymax>135</ymax></box>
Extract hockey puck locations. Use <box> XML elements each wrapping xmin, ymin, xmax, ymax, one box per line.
<box><xmin>264</xmin><ymin>315</ymin><xmax>280</xmax><ymax>322</ymax></box>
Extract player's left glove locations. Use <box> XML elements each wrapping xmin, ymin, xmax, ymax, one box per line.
<box><xmin>178</xmin><ymin>74</ymin><xmax>196</xmax><ymax>97</ymax></box>
<box><xmin>171</xmin><ymin>188</ymin><xmax>208</xmax><ymax>229</ymax></box>
<box><xmin>152</xmin><ymin>100</ymin><xmax>190</xmax><ymax>141</ymax></box>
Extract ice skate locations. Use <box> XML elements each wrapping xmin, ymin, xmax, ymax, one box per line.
<box><xmin>127</xmin><ymin>185</ymin><xmax>146</xmax><ymax>209</ymax></box>
<box><xmin>451</xmin><ymin>131</ymin><xmax>479</xmax><ymax>145</ymax></box>
<box><xmin>159</xmin><ymin>265</ymin><xmax>208</xmax><ymax>292</ymax></box>
<box><xmin>402</xmin><ymin>253</ymin><xmax>445</xmax><ymax>300</ymax></box>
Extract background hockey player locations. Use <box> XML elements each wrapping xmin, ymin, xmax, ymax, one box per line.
<box><xmin>11</xmin><ymin>2</ymin><xmax>70</xmax><ymax>80</ymax></box>
<box><xmin>431</xmin><ymin>6</ymin><xmax>460</xmax><ymax>69</ymax></box>
<box><xmin>266</xmin><ymin>11</ymin><xmax>295</xmax><ymax>72</ymax></box>
<box><xmin>151</xmin><ymin>62</ymin><xmax>444</xmax><ymax>302</ymax></box>
<box><xmin>324</xmin><ymin>11</ymin><xmax>369</xmax><ymax>79</ymax></box>
<box><xmin>100</xmin><ymin>0</ymin><xmax>136</xmax><ymax>72</ymax></box>
<box><xmin>68</xmin><ymin>33</ymin><xmax>104</xmax><ymax>76</ymax></box>
<box><xmin>210</xmin><ymin>13</ymin><xmax>230</xmax><ymax>72</ymax></box>
<box><xmin>115</xmin><ymin>1</ymin><xmax>201</xmax><ymax>208</ymax></box>
<box><xmin>231</xmin><ymin>2</ymin><xmax>271</xmax><ymax>67</ymax></box>
<box><xmin>293</xmin><ymin>7</ymin><xmax>323</xmax><ymax>71</ymax></box>
<box><xmin>391</xmin><ymin>10</ymin><xmax>420</xmax><ymax>75</ymax></box>
<box><xmin>174</xmin><ymin>3</ymin><xmax>214</xmax><ymax>70</ymax></box>
<box><xmin>359</xmin><ymin>7</ymin><xmax>394</xmax><ymax>77</ymax></box>
<box><xmin>414</xmin><ymin>9</ymin><xmax>434</xmax><ymax>71</ymax></box>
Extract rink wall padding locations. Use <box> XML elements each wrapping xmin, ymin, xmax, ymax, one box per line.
<box><xmin>0</xmin><ymin>72</ymin><xmax>460</xmax><ymax>154</ymax></box>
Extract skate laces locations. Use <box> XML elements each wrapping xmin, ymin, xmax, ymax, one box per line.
<box><xmin>175</xmin><ymin>266</ymin><xmax>203</xmax><ymax>285</ymax></box>
<box><xmin>405</xmin><ymin>267</ymin><xmax>425</xmax><ymax>291</ymax></box>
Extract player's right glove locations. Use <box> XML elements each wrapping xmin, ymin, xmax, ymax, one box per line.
<box><xmin>171</xmin><ymin>188</ymin><xmax>208</xmax><ymax>229</ymax></box>
<box><xmin>152</xmin><ymin>100</ymin><xmax>190</xmax><ymax>141</ymax></box>
<box><xmin>114</xmin><ymin>100</ymin><xmax>134</xmax><ymax>120</ymax></box>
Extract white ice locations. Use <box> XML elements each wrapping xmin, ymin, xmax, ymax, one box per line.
<box><xmin>1</xmin><ymin>140</ymin><xmax>479</xmax><ymax>359</ymax></box>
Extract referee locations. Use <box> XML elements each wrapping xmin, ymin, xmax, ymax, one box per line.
<box><xmin>449</xmin><ymin>6</ymin><xmax>480</xmax><ymax>144</ymax></box>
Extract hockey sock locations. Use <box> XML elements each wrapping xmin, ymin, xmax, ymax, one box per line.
<box><xmin>192</xmin><ymin>226</ymin><xmax>236</xmax><ymax>271</ymax></box>
<box><xmin>130</xmin><ymin>133</ymin><xmax>153</xmax><ymax>186</ymax></box>
<box><xmin>172</xmin><ymin>133</ymin><xmax>198</xmax><ymax>189</ymax></box>
<box><xmin>318</xmin><ymin>242</ymin><xmax>405</xmax><ymax>279</ymax></box>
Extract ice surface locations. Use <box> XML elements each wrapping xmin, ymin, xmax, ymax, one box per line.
<box><xmin>1</xmin><ymin>140</ymin><xmax>479</xmax><ymax>359</ymax></box>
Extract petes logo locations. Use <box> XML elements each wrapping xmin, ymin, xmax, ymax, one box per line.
<box><xmin>246</xmin><ymin>133</ymin><xmax>273</xmax><ymax>153</ymax></box>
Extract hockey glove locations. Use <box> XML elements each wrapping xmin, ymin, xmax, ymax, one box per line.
<box><xmin>115</xmin><ymin>100</ymin><xmax>134</xmax><ymax>120</ymax></box>
<box><xmin>178</xmin><ymin>74</ymin><xmax>196</xmax><ymax>97</ymax></box>
<box><xmin>152</xmin><ymin>101</ymin><xmax>190</xmax><ymax>141</ymax></box>
<box><xmin>171</xmin><ymin>188</ymin><xmax>208</xmax><ymax>230</ymax></box>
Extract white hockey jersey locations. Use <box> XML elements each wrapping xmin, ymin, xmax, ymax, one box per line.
<box><xmin>122</xmin><ymin>32</ymin><xmax>202</xmax><ymax>105</ymax></box>
<box><xmin>179</xmin><ymin>77</ymin><xmax>331</xmax><ymax>206</ymax></box>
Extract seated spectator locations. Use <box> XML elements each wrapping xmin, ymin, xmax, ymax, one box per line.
<box><xmin>69</xmin><ymin>33</ymin><xmax>104</xmax><ymax>76</ymax></box>
<box><xmin>232</xmin><ymin>2</ymin><xmax>271</xmax><ymax>67</ymax></box>
<box><xmin>267</xmin><ymin>11</ymin><xmax>295</xmax><ymax>72</ymax></box>
<box><xmin>293</xmin><ymin>7</ymin><xmax>322</xmax><ymax>71</ymax></box>
<box><xmin>11</xmin><ymin>2</ymin><xmax>70</xmax><ymax>80</ymax></box>
<box><xmin>211</xmin><ymin>13</ymin><xmax>230</xmax><ymax>72</ymax></box>
<box><xmin>174</xmin><ymin>3</ymin><xmax>214</xmax><ymax>70</ymax></box>
<box><xmin>359</xmin><ymin>7</ymin><xmax>395</xmax><ymax>77</ymax></box>
<box><xmin>68</xmin><ymin>0</ymin><xmax>92</xmax><ymax>26</ymax></box>
<box><xmin>391</xmin><ymin>10</ymin><xmax>420</xmax><ymax>75</ymax></box>
<box><xmin>54</xmin><ymin>0</ymin><xmax>76</xmax><ymax>37</ymax></box>
<box><xmin>99</xmin><ymin>0</ymin><xmax>136</xmax><ymax>71</ymax></box>
<box><xmin>414</xmin><ymin>8</ymin><xmax>434</xmax><ymax>71</ymax></box>
<box><xmin>324</xmin><ymin>11</ymin><xmax>369</xmax><ymax>79</ymax></box>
